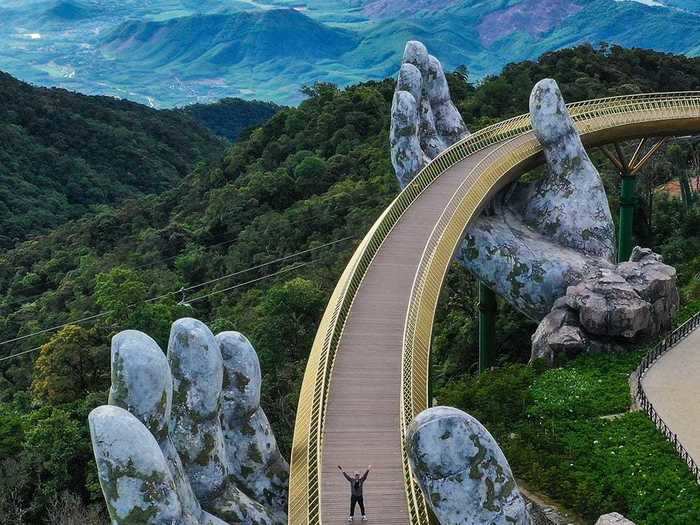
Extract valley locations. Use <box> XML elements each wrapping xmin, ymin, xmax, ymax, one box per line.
<box><xmin>2</xmin><ymin>0</ymin><xmax>700</xmax><ymax>106</ymax></box>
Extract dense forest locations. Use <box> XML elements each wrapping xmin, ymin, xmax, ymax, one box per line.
<box><xmin>0</xmin><ymin>44</ymin><xmax>699</xmax><ymax>522</ymax></box>
<box><xmin>181</xmin><ymin>97</ymin><xmax>281</xmax><ymax>141</ymax></box>
<box><xmin>0</xmin><ymin>72</ymin><xmax>277</xmax><ymax>249</ymax></box>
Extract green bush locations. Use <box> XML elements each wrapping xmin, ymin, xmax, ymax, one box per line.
<box><xmin>442</xmin><ymin>351</ymin><xmax>700</xmax><ymax>524</ymax></box>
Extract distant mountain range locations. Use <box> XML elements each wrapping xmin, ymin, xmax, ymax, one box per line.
<box><xmin>1</xmin><ymin>0</ymin><xmax>700</xmax><ymax>105</ymax></box>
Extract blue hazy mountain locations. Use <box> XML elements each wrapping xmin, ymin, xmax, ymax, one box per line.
<box><xmin>43</xmin><ymin>1</ymin><xmax>96</xmax><ymax>20</ymax></box>
<box><xmin>0</xmin><ymin>0</ymin><xmax>699</xmax><ymax>106</ymax></box>
<box><xmin>101</xmin><ymin>9</ymin><xmax>359</xmax><ymax>67</ymax></box>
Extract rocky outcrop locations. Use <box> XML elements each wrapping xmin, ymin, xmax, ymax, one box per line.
<box><xmin>595</xmin><ymin>513</ymin><xmax>636</xmax><ymax>525</ymax></box>
<box><xmin>532</xmin><ymin>248</ymin><xmax>678</xmax><ymax>364</ymax></box>
<box><xmin>406</xmin><ymin>407</ymin><xmax>530</xmax><ymax>525</ymax></box>
<box><xmin>89</xmin><ymin>318</ymin><xmax>288</xmax><ymax>525</ymax></box>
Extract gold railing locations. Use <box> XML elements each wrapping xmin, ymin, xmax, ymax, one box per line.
<box><xmin>289</xmin><ymin>92</ymin><xmax>700</xmax><ymax>524</ymax></box>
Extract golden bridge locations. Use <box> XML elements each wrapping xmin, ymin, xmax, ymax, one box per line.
<box><xmin>288</xmin><ymin>93</ymin><xmax>700</xmax><ymax>524</ymax></box>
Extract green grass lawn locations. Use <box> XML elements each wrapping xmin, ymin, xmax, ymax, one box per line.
<box><xmin>436</xmin><ymin>350</ymin><xmax>700</xmax><ymax>524</ymax></box>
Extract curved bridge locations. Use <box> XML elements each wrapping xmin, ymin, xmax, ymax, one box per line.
<box><xmin>288</xmin><ymin>93</ymin><xmax>700</xmax><ymax>524</ymax></box>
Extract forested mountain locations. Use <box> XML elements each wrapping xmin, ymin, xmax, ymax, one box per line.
<box><xmin>101</xmin><ymin>9</ymin><xmax>360</xmax><ymax>66</ymax></box>
<box><xmin>0</xmin><ymin>71</ymin><xmax>282</xmax><ymax>248</ymax></box>
<box><xmin>0</xmin><ymin>71</ymin><xmax>223</xmax><ymax>248</ymax></box>
<box><xmin>181</xmin><ymin>98</ymin><xmax>281</xmax><ymax>141</ymax></box>
<box><xmin>0</xmin><ymin>45</ymin><xmax>699</xmax><ymax>522</ymax></box>
<box><xmin>2</xmin><ymin>0</ymin><xmax>700</xmax><ymax>105</ymax></box>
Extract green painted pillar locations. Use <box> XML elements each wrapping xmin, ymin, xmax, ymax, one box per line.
<box><xmin>478</xmin><ymin>281</ymin><xmax>497</xmax><ymax>373</ymax></box>
<box><xmin>618</xmin><ymin>174</ymin><xmax>636</xmax><ymax>263</ymax></box>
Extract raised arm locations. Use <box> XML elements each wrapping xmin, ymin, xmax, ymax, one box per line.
<box><xmin>362</xmin><ymin>465</ymin><xmax>372</xmax><ymax>481</ymax></box>
<box><xmin>338</xmin><ymin>465</ymin><xmax>352</xmax><ymax>482</ymax></box>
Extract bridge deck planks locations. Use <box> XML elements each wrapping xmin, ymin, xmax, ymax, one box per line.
<box><xmin>319</xmin><ymin>143</ymin><xmax>502</xmax><ymax>523</ymax></box>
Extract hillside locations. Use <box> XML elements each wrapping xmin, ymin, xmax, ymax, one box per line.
<box><xmin>181</xmin><ymin>98</ymin><xmax>281</xmax><ymax>141</ymax></box>
<box><xmin>2</xmin><ymin>0</ymin><xmax>700</xmax><ymax>105</ymax></box>
<box><xmin>101</xmin><ymin>9</ymin><xmax>359</xmax><ymax>67</ymax></box>
<box><xmin>0</xmin><ymin>71</ymin><xmax>280</xmax><ymax>248</ymax></box>
<box><xmin>0</xmin><ymin>45</ymin><xmax>699</xmax><ymax>522</ymax></box>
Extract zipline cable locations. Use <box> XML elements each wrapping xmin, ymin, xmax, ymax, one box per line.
<box><xmin>2</xmin><ymin>199</ymin><xmax>359</xmax><ymax>307</ymax></box>
<box><xmin>0</xmin><ymin>236</ymin><xmax>356</xmax><ymax>350</ymax></box>
<box><xmin>0</xmin><ymin>258</ymin><xmax>322</xmax><ymax>363</ymax></box>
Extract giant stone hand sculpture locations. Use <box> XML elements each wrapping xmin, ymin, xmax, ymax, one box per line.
<box><xmin>89</xmin><ymin>318</ymin><xmax>288</xmax><ymax>524</ymax></box>
<box><xmin>391</xmin><ymin>41</ymin><xmax>678</xmax><ymax>363</ymax></box>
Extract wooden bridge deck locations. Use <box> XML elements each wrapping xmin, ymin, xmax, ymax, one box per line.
<box><xmin>320</xmin><ymin>142</ymin><xmax>504</xmax><ymax>523</ymax></box>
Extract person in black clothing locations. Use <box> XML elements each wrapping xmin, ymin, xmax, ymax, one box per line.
<box><xmin>337</xmin><ymin>464</ymin><xmax>372</xmax><ymax>521</ymax></box>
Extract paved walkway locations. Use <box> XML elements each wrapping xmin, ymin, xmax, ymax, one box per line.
<box><xmin>642</xmin><ymin>326</ymin><xmax>700</xmax><ymax>463</ymax></box>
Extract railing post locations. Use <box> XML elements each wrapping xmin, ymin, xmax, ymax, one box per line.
<box><xmin>478</xmin><ymin>281</ymin><xmax>498</xmax><ymax>373</ymax></box>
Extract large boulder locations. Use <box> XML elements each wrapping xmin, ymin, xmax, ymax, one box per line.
<box><xmin>618</xmin><ymin>247</ymin><xmax>679</xmax><ymax>334</ymax></box>
<box><xmin>565</xmin><ymin>269</ymin><xmax>652</xmax><ymax>339</ymax></box>
<box><xmin>531</xmin><ymin>248</ymin><xmax>678</xmax><ymax>363</ymax></box>
<box><xmin>595</xmin><ymin>513</ymin><xmax>636</xmax><ymax>525</ymax></box>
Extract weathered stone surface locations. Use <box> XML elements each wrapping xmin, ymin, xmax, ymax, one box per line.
<box><xmin>521</xmin><ymin>79</ymin><xmax>615</xmax><ymax>259</ymax></box>
<box><xmin>531</xmin><ymin>299</ymin><xmax>586</xmax><ymax>364</ymax></box>
<box><xmin>168</xmin><ymin>318</ymin><xmax>276</xmax><ymax>525</ymax></box>
<box><xmin>89</xmin><ymin>405</ymin><xmax>187</xmax><ymax>525</ymax></box>
<box><xmin>618</xmin><ymin>247</ymin><xmax>678</xmax><ymax>334</ymax></box>
<box><xmin>108</xmin><ymin>330</ymin><xmax>227</xmax><ymax>525</ymax></box>
<box><xmin>406</xmin><ymin>406</ymin><xmax>529</xmax><ymax>525</ymax></box>
<box><xmin>566</xmin><ymin>269</ymin><xmax>652</xmax><ymax>338</ymax></box>
<box><xmin>109</xmin><ymin>330</ymin><xmax>207</xmax><ymax>524</ymax></box>
<box><xmin>91</xmin><ymin>319</ymin><xmax>289</xmax><ymax>524</ymax></box>
<box><xmin>219</xmin><ymin>331</ymin><xmax>289</xmax><ymax>519</ymax></box>
<box><xmin>457</xmin><ymin>203</ymin><xmax>613</xmax><ymax>319</ymax></box>
<box><xmin>531</xmin><ymin>249</ymin><xmax>678</xmax><ymax>362</ymax></box>
<box><xmin>390</xmin><ymin>88</ymin><xmax>427</xmax><ymax>188</ymax></box>
<box><xmin>595</xmin><ymin>512</ymin><xmax>636</xmax><ymax>525</ymax></box>
<box><xmin>109</xmin><ymin>330</ymin><xmax>172</xmax><ymax>440</ymax></box>
<box><xmin>458</xmin><ymin>77</ymin><xmax>618</xmax><ymax>318</ymax></box>
<box><xmin>390</xmin><ymin>40</ymin><xmax>468</xmax><ymax>188</ymax></box>
<box><xmin>391</xmin><ymin>42</ymin><xmax>615</xmax><ymax>320</ymax></box>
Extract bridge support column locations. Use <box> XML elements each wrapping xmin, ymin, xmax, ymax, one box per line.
<box><xmin>618</xmin><ymin>174</ymin><xmax>636</xmax><ymax>262</ymax></box>
<box><xmin>601</xmin><ymin>138</ymin><xmax>667</xmax><ymax>263</ymax></box>
<box><xmin>478</xmin><ymin>281</ymin><xmax>497</xmax><ymax>373</ymax></box>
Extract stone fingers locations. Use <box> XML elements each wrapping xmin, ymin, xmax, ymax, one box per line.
<box><xmin>519</xmin><ymin>78</ymin><xmax>615</xmax><ymax>259</ymax></box>
<box><xmin>89</xmin><ymin>405</ymin><xmax>185</xmax><ymax>525</ymax></box>
<box><xmin>426</xmin><ymin>54</ymin><xmax>468</xmax><ymax>145</ymax></box>
<box><xmin>406</xmin><ymin>407</ymin><xmax>530</xmax><ymax>525</ymax></box>
<box><xmin>108</xmin><ymin>330</ymin><xmax>205</xmax><ymax>524</ymax></box>
<box><xmin>390</xmin><ymin>84</ymin><xmax>427</xmax><ymax>188</ymax></box>
<box><xmin>168</xmin><ymin>318</ymin><xmax>276</xmax><ymax>525</ymax></box>
<box><xmin>219</xmin><ymin>331</ymin><xmax>289</xmax><ymax>520</ymax></box>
